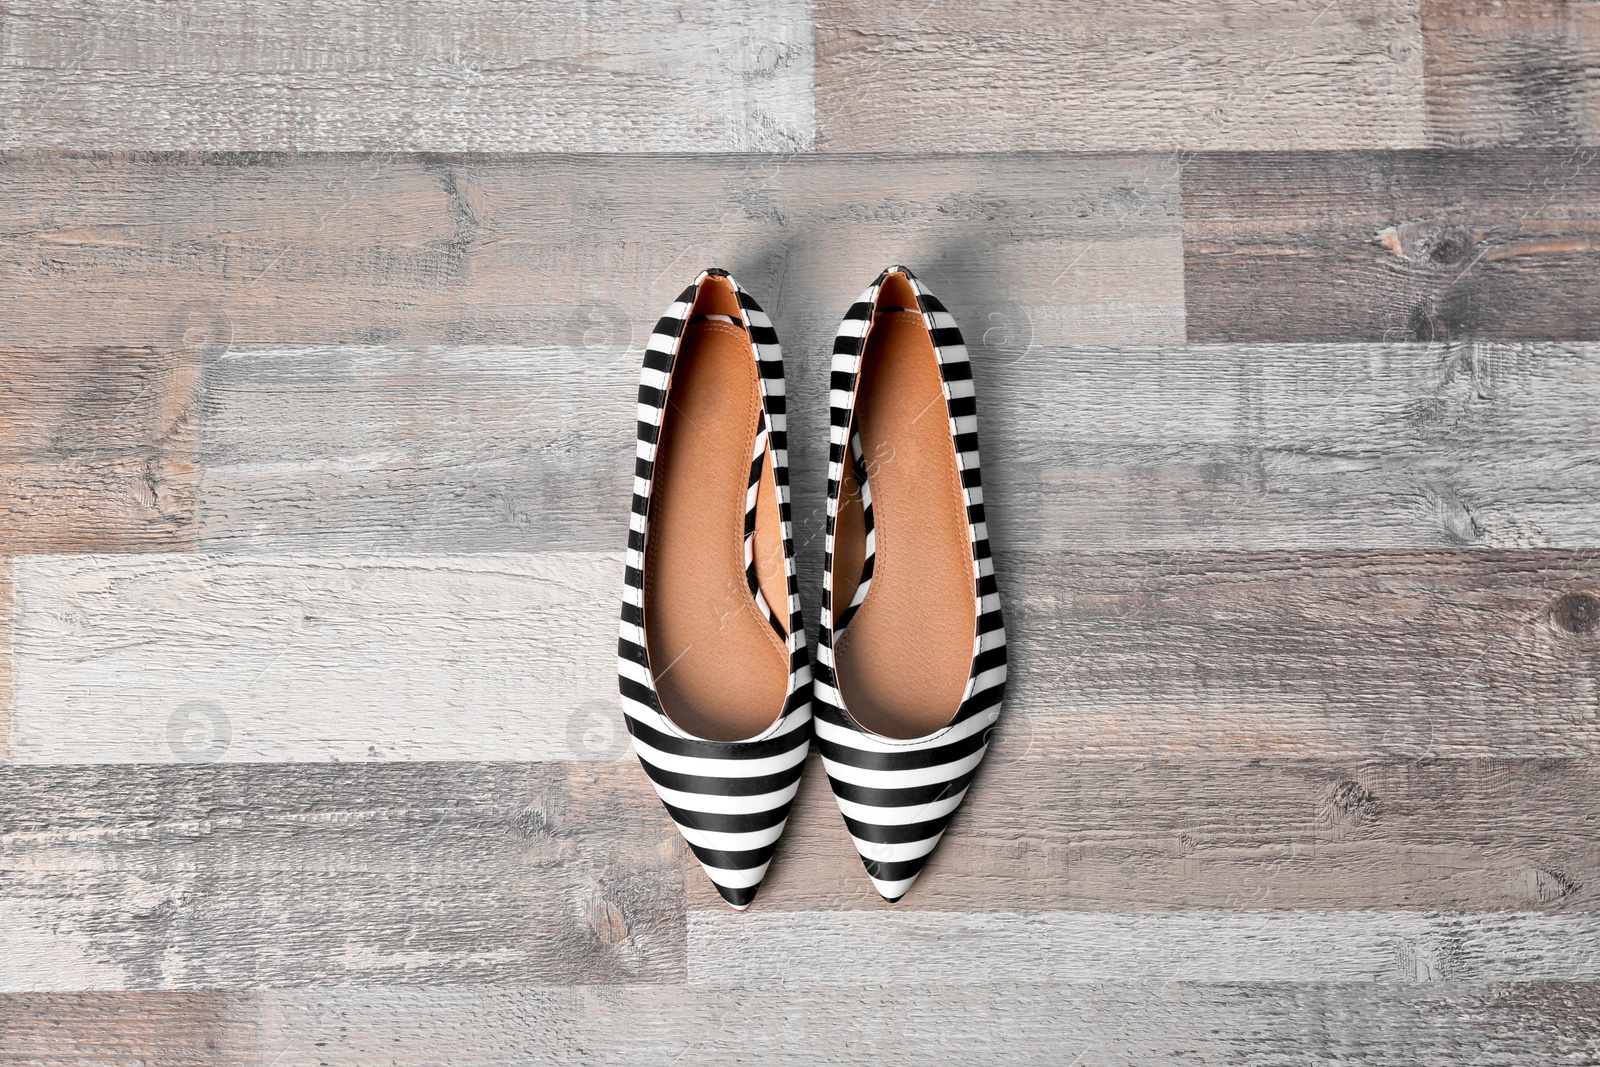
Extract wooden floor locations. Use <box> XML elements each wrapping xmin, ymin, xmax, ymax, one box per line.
<box><xmin>3</xmin><ymin>2</ymin><xmax>1599</xmax><ymax>1063</ymax></box>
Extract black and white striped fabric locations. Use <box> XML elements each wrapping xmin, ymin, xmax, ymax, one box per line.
<box><xmin>618</xmin><ymin>269</ymin><xmax>812</xmax><ymax>910</ymax></box>
<box><xmin>815</xmin><ymin>264</ymin><xmax>1007</xmax><ymax>903</ymax></box>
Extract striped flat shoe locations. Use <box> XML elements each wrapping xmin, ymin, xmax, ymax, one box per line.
<box><xmin>618</xmin><ymin>268</ymin><xmax>813</xmax><ymax>910</ymax></box>
<box><xmin>815</xmin><ymin>265</ymin><xmax>1007</xmax><ymax>903</ymax></box>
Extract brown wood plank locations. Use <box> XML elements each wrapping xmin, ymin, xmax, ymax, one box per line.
<box><xmin>0</xmin><ymin>993</ymin><xmax>259</xmax><ymax>1066</ymax></box>
<box><xmin>0</xmin><ymin>152</ymin><xmax>1182</xmax><ymax>353</ymax></box>
<box><xmin>728</xmin><ymin>758</ymin><xmax>1600</xmax><ymax>912</ymax></box>
<box><xmin>1182</xmin><ymin>150</ymin><xmax>1600</xmax><ymax>342</ymax></box>
<box><xmin>0</xmin><ymin>347</ymin><xmax>197</xmax><ymax>551</ymax></box>
<box><xmin>814</xmin><ymin>0</ymin><xmax>1426</xmax><ymax>151</ymax></box>
<box><xmin>1424</xmin><ymin>0</ymin><xmax>1600</xmax><ymax>147</ymax></box>
<box><xmin>0</xmin><ymin>763</ymin><xmax>684</xmax><ymax>988</ymax></box>
<box><xmin>992</xmin><ymin>550</ymin><xmax>1600</xmax><ymax>761</ymax></box>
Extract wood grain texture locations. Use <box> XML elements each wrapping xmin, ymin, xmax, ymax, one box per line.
<box><xmin>3</xmin><ymin>759</ymin><xmax>1595</xmax><ymax>989</ymax></box>
<box><xmin>1183</xmin><ymin>150</ymin><xmax>1600</xmax><ymax>342</ymax></box>
<box><xmin>15</xmin><ymin>550</ymin><xmax>1598</xmax><ymax>763</ymax></box>
<box><xmin>198</xmin><ymin>346</ymin><xmax>637</xmax><ymax>553</ymax></box>
<box><xmin>1425</xmin><ymin>0</ymin><xmax>1600</xmax><ymax>147</ymax></box>
<box><xmin>688</xmin><ymin>910</ymin><xmax>1600</xmax><ymax>984</ymax></box>
<box><xmin>0</xmin><ymin>152</ymin><xmax>1183</xmax><ymax>352</ymax></box>
<box><xmin>0</xmin><ymin>993</ymin><xmax>259</xmax><ymax>1066</ymax></box>
<box><xmin>249</xmin><ymin>982</ymin><xmax>1600</xmax><ymax>1066</ymax></box>
<box><xmin>11</xmin><ymin>552</ymin><xmax>626</xmax><ymax>763</ymax></box>
<box><xmin>982</xmin><ymin>342</ymin><xmax>1600</xmax><ymax>551</ymax></box>
<box><xmin>0</xmin><ymin>348</ymin><xmax>197</xmax><ymax>552</ymax></box>
<box><xmin>814</xmin><ymin>0</ymin><xmax>1426</xmax><ymax>151</ymax></box>
<box><xmin>195</xmin><ymin>342</ymin><xmax>1600</xmax><ymax>554</ymax></box>
<box><xmin>732</xmin><ymin>758</ymin><xmax>1600</xmax><ymax>912</ymax></box>
<box><xmin>6</xmin><ymin>983</ymin><xmax>1597</xmax><ymax>1066</ymax></box>
<box><xmin>0</xmin><ymin>763</ymin><xmax>683</xmax><ymax>989</ymax></box>
<box><xmin>0</xmin><ymin>559</ymin><xmax>10</xmax><ymax>762</ymax></box>
<box><xmin>994</xmin><ymin>550</ymin><xmax>1600</xmax><ymax>761</ymax></box>
<box><xmin>0</xmin><ymin>0</ymin><xmax>814</xmax><ymax>152</ymax></box>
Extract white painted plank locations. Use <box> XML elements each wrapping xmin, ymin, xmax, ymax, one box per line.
<box><xmin>688</xmin><ymin>911</ymin><xmax>1600</xmax><ymax>985</ymax></box>
<box><xmin>0</xmin><ymin>0</ymin><xmax>814</xmax><ymax>151</ymax></box>
<box><xmin>10</xmin><ymin>552</ymin><xmax>627</xmax><ymax>763</ymax></box>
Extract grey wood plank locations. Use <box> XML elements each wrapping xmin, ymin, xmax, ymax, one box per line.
<box><xmin>993</xmin><ymin>550</ymin><xmax>1600</xmax><ymax>761</ymax></box>
<box><xmin>0</xmin><ymin>0</ymin><xmax>813</xmax><ymax>151</ymax></box>
<box><xmin>0</xmin><ymin>560</ymin><xmax>10</xmax><ymax>762</ymax></box>
<box><xmin>687</xmin><ymin>910</ymin><xmax>1600</xmax><ymax>984</ymax></box>
<box><xmin>1424</xmin><ymin>0</ymin><xmax>1600</xmax><ymax>147</ymax></box>
<box><xmin>0</xmin><ymin>993</ymin><xmax>260</xmax><ymax>1066</ymax></box>
<box><xmin>0</xmin><ymin>152</ymin><xmax>1183</xmax><ymax>352</ymax></box>
<box><xmin>982</xmin><ymin>341</ymin><xmax>1600</xmax><ymax>551</ymax></box>
<box><xmin>246</xmin><ymin>982</ymin><xmax>1600</xmax><ymax>1066</ymax></box>
<box><xmin>4</xmin><ymin>759</ymin><xmax>1590</xmax><ymax>988</ymax></box>
<box><xmin>0</xmin><ymin>763</ymin><xmax>683</xmax><ymax>989</ymax></box>
<box><xmin>1183</xmin><ymin>150</ymin><xmax>1600</xmax><ymax>342</ymax></box>
<box><xmin>0</xmin><ymin>347</ymin><xmax>198</xmax><ymax>552</ymax></box>
<box><xmin>13</xmin><ymin>550</ymin><xmax>1598</xmax><ymax>762</ymax></box>
<box><xmin>815</xmin><ymin>0</ymin><xmax>1426</xmax><ymax>151</ymax></box>
<box><xmin>7</xmin><ymin>983</ymin><xmax>1597</xmax><ymax>1066</ymax></box>
<box><xmin>10</xmin><ymin>551</ymin><xmax>627</xmax><ymax>763</ymax></box>
<box><xmin>736</xmin><ymin>758</ymin><xmax>1600</xmax><ymax>912</ymax></box>
<box><xmin>195</xmin><ymin>341</ymin><xmax>1600</xmax><ymax>554</ymax></box>
<box><xmin>198</xmin><ymin>346</ymin><xmax>634</xmax><ymax>553</ymax></box>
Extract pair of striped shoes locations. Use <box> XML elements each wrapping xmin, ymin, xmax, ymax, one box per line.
<box><xmin>618</xmin><ymin>265</ymin><xmax>1006</xmax><ymax>909</ymax></box>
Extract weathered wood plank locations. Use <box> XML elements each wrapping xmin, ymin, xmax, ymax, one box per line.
<box><xmin>3</xmin><ymin>760</ymin><xmax>1594</xmax><ymax>988</ymax></box>
<box><xmin>15</xmin><ymin>551</ymin><xmax>1598</xmax><ymax>762</ymax></box>
<box><xmin>0</xmin><ymin>993</ymin><xmax>260</xmax><ymax>1066</ymax></box>
<box><xmin>1182</xmin><ymin>151</ymin><xmax>1600</xmax><ymax>342</ymax></box>
<box><xmin>1424</xmin><ymin>0</ymin><xmax>1600</xmax><ymax>147</ymax></box>
<box><xmin>0</xmin><ymin>348</ymin><xmax>197</xmax><ymax>552</ymax></box>
<box><xmin>0</xmin><ymin>559</ymin><xmax>10</xmax><ymax>762</ymax></box>
<box><xmin>0</xmin><ymin>152</ymin><xmax>1184</xmax><ymax>352</ymax></box>
<box><xmin>728</xmin><ymin>758</ymin><xmax>1600</xmax><ymax>912</ymax></box>
<box><xmin>197</xmin><ymin>346</ymin><xmax>636</xmax><ymax>553</ymax></box>
<box><xmin>993</xmin><ymin>550</ymin><xmax>1600</xmax><ymax>761</ymax></box>
<box><xmin>985</xmin><ymin>342</ymin><xmax>1600</xmax><ymax>550</ymax></box>
<box><xmin>0</xmin><ymin>0</ymin><xmax>813</xmax><ymax>152</ymax></box>
<box><xmin>11</xmin><ymin>552</ymin><xmax>626</xmax><ymax>763</ymax></box>
<box><xmin>250</xmin><ymin>982</ymin><xmax>1600</xmax><ymax>1066</ymax></box>
<box><xmin>688</xmin><ymin>910</ymin><xmax>1600</xmax><ymax>984</ymax></box>
<box><xmin>195</xmin><ymin>341</ymin><xmax>1600</xmax><ymax>554</ymax></box>
<box><xmin>814</xmin><ymin>0</ymin><xmax>1425</xmax><ymax>151</ymax></box>
<box><xmin>6</xmin><ymin>983</ymin><xmax>1597</xmax><ymax>1066</ymax></box>
<box><xmin>0</xmin><ymin>763</ymin><xmax>683</xmax><ymax>989</ymax></box>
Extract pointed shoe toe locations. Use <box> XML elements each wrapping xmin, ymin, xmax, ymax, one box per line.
<box><xmin>815</xmin><ymin>264</ymin><xmax>1007</xmax><ymax>903</ymax></box>
<box><xmin>617</xmin><ymin>269</ymin><xmax>813</xmax><ymax>911</ymax></box>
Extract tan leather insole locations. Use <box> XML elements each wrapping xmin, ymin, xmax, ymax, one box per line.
<box><xmin>833</xmin><ymin>308</ymin><xmax>977</xmax><ymax>740</ymax></box>
<box><xmin>645</xmin><ymin>311</ymin><xmax>789</xmax><ymax>742</ymax></box>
